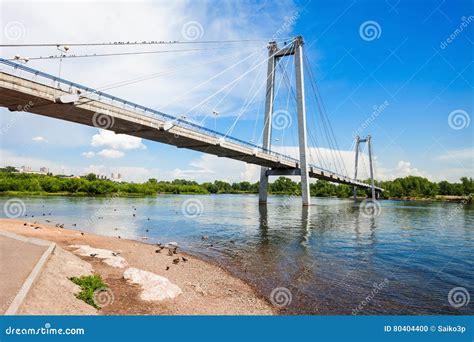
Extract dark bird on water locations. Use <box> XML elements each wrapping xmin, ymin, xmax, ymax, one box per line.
<box><xmin>145</xmin><ymin>229</ymin><xmax>149</xmax><ymax>232</ymax></box>
<box><xmin>72</xmin><ymin>223</ymin><xmax>76</xmax><ymax>226</ymax></box>
<box><xmin>133</xmin><ymin>214</ymin><xmax>136</xmax><ymax>217</ymax></box>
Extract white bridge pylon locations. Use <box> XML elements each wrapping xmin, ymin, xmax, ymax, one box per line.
<box><xmin>259</xmin><ymin>36</ymin><xmax>311</xmax><ymax>206</ymax></box>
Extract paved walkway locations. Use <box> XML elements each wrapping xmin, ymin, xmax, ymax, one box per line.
<box><xmin>0</xmin><ymin>235</ymin><xmax>47</xmax><ymax>314</ymax></box>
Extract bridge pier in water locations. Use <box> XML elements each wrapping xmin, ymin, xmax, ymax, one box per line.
<box><xmin>259</xmin><ymin>36</ymin><xmax>311</xmax><ymax>206</ymax></box>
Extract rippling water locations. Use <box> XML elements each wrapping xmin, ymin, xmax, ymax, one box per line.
<box><xmin>2</xmin><ymin>195</ymin><xmax>473</xmax><ymax>315</ymax></box>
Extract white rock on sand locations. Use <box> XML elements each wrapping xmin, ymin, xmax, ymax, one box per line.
<box><xmin>123</xmin><ymin>267</ymin><xmax>182</xmax><ymax>301</ymax></box>
<box><xmin>69</xmin><ymin>245</ymin><xmax>127</xmax><ymax>268</ymax></box>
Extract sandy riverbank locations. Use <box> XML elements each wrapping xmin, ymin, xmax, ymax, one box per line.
<box><xmin>0</xmin><ymin>218</ymin><xmax>275</xmax><ymax>315</ymax></box>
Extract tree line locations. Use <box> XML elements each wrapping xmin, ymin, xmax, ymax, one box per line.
<box><xmin>0</xmin><ymin>167</ymin><xmax>471</xmax><ymax>200</ymax></box>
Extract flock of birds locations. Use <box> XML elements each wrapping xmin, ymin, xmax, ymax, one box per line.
<box><xmin>20</xmin><ymin>204</ymin><xmax>220</xmax><ymax>271</ymax></box>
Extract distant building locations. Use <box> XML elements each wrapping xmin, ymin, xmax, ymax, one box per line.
<box><xmin>111</xmin><ymin>172</ymin><xmax>123</xmax><ymax>183</ymax></box>
<box><xmin>18</xmin><ymin>166</ymin><xmax>49</xmax><ymax>175</ymax></box>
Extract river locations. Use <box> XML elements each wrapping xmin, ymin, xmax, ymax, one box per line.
<box><xmin>1</xmin><ymin>194</ymin><xmax>472</xmax><ymax>315</ymax></box>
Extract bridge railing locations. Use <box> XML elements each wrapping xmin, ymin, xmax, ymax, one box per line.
<box><xmin>0</xmin><ymin>58</ymin><xmax>299</xmax><ymax>165</ymax></box>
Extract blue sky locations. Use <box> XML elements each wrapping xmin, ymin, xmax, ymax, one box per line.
<box><xmin>0</xmin><ymin>0</ymin><xmax>472</xmax><ymax>182</ymax></box>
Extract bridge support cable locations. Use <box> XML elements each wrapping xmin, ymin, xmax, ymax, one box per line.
<box><xmin>278</xmin><ymin>60</ymin><xmax>330</xmax><ymax>172</ymax></box>
<box><xmin>226</xmin><ymin>43</ymin><xmax>294</xmax><ymax>140</ymax></box>
<box><xmin>72</xmin><ymin>48</ymin><xmax>263</xmax><ymax>109</ymax></box>
<box><xmin>304</xmin><ymin>54</ymin><xmax>350</xmax><ymax>178</ymax></box>
<box><xmin>159</xmin><ymin>47</ymin><xmax>266</xmax><ymax>115</ymax></box>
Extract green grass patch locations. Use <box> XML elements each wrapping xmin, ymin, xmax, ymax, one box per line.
<box><xmin>69</xmin><ymin>274</ymin><xmax>108</xmax><ymax>309</ymax></box>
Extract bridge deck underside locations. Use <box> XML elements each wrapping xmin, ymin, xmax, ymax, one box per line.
<box><xmin>0</xmin><ymin>72</ymin><xmax>381</xmax><ymax>191</ymax></box>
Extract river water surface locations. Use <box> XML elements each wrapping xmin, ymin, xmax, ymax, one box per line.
<box><xmin>1</xmin><ymin>195</ymin><xmax>473</xmax><ymax>315</ymax></box>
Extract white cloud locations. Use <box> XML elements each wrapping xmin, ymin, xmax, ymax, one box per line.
<box><xmin>434</xmin><ymin>148</ymin><xmax>474</xmax><ymax>163</ymax></box>
<box><xmin>173</xmin><ymin>154</ymin><xmax>260</xmax><ymax>183</ymax></box>
<box><xmin>91</xmin><ymin>130</ymin><xmax>146</xmax><ymax>151</ymax></box>
<box><xmin>0</xmin><ymin>149</ymin><xmax>71</xmax><ymax>175</ymax></box>
<box><xmin>81</xmin><ymin>151</ymin><xmax>95</xmax><ymax>158</ymax></box>
<box><xmin>97</xmin><ymin>149</ymin><xmax>124</xmax><ymax>159</ymax></box>
<box><xmin>32</xmin><ymin>136</ymin><xmax>47</xmax><ymax>142</ymax></box>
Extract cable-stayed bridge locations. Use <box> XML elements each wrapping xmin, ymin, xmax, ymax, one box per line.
<box><xmin>0</xmin><ymin>36</ymin><xmax>383</xmax><ymax>205</ymax></box>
